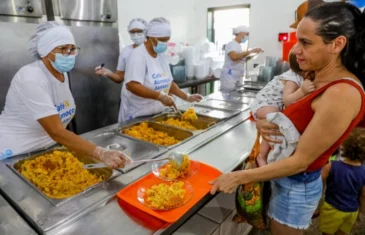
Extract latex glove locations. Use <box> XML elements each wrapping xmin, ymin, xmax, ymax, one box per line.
<box><xmin>250</xmin><ymin>48</ymin><xmax>264</xmax><ymax>54</ymax></box>
<box><xmin>93</xmin><ymin>146</ymin><xmax>132</xmax><ymax>169</ymax></box>
<box><xmin>300</xmin><ymin>79</ymin><xmax>316</xmax><ymax>94</ymax></box>
<box><xmin>95</xmin><ymin>66</ymin><xmax>112</xmax><ymax>77</ymax></box>
<box><xmin>186</xmin><ymin>94</ymin><xmax>203</xmax><ymax>103</ymax></box>
<box><xmin>157</xmin><ymin>92</ymin><xmax>175</xmax><ymax>106</ymax></box>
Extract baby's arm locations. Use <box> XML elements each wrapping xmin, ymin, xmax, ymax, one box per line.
<box><xmin>283</xmin><ymin>80</ymin><xmax>315</xmax><ymax>106</ymax></box>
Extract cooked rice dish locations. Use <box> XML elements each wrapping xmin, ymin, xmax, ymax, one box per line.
<box><xmin>160</xmin><ymin>154</ymin><xmax>191</xmax><ymax>180</ymax></box>
<box><xmin>123</xmin><ymin>122</ymin><xmax>180</xmax><ymax>146</ymax></box>
<box><xmin>18</xmin><ymin>150</ymin><xmax>103</xmax><ymax>199</ymax></box>
<box><xmin>146</xmin><ymin>181</ymin><xmax>186</xmax><ymax>210</ymax></box>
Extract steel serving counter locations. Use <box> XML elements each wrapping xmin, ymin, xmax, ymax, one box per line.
<box><xmin>0</xmin><ymin>91</ymin><xmax>258</xmax><ymax>235</ymax></box>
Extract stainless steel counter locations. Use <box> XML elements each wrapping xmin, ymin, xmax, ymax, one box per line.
<box><xmin>55</xmin><ymin>111</ymin><xmax>257</xmax><ymax>235</ymax></box>
<box><xmin>0</xmin><ymin>194</ymin><xmax>37</xmax><ymax>235</ymax></box>
<box><xmin>0</xmin><ymin>91</ymin><xmax>258</xmax><ymax>235</ymax></box>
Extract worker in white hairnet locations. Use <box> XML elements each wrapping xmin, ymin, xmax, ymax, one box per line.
<box><xmin>95</xmin><ymin>18</ymin><xmax>147</xmax><ymax>83</ymax></box>
<box><xmin>95</xmin><ymin>18</ymin><xmax>148</xmax><ymax>122</ymax></box>
<box><xmin>120</xmin><ymin>17</ymin><xmax>203</xmax><ymax>121</ymax></box>
<box><xmin>220</xmin><ymin>25</ymin><xmax>264</xmax><ymax>92</ymax></box>
<box><xmin>0</xmin><ymin>21</ymin><xmax>131</xmax><ymax>168</ymax></box>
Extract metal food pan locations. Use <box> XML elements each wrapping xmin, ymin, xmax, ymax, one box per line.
<box><xmin>87</xmin><ymin>132</ymin><xmax>166</xmax><ymax>173</ymax></box>
<box><xmin>150</xmin><ymin>113</ymin><xmax>220</xmax><ymax>131</ymax></box>
<box><xmin>178</xmin><ymin>105</ymin><xmax>240</xmax><ymax>120</ymax></box>
<box><xmin>196</xmin><ymin>99</ymin><xmax>249</xmax><ymax>112</ymax></box>
<box><xmin>9</xmin><ymin>148</ymin><xmax>117</xmax><ymax>206</ymax></box>
<box><xmin>118</xmin><ymin>121</ymin><xmax>194</xmax><ymax>148</ymax></box>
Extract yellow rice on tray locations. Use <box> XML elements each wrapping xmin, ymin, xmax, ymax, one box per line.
<box><xmin>18</xmin><ymin>150</ymin><xmax>103</xmax><ymax>199</ymax></box>
<box><xmin>158</xmin><ymin>118</ymin><xmax>198</xmax><ymax>130</ymax></box>
<box><xmin>123</xmin><ymin>122</ymin><xmax>180</xmax><ymax>146</ymax></box>
<box><xmin>160</xmin><ymin>154</ymin><xmax>191</xmax><ymax>180</ymax></box>
<box><xmin>146</xmin><ymin>181</ymin><xmax>186</xmax><ymax>210</ymax></box>
<box><xmin>182</xmin><ymin>108</ymin><xmax>198</xmax><ymax>121</ymax></box>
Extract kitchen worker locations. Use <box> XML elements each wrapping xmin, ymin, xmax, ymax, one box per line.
<box><xmin>120</xmin><ymin>17</ymin><xmax>203</xmax><ymax>121</ymax></box>
<box><xmin>95</xmin><ymin>18</ymin><xmax>147</xmax><ymax>121</ymax></box>
<box><xmin>220</xmin><ymin>25</ymin><xmax>264</xmax><ymax>92</ymax></box>
<box><xmin>0</xmin><ymin>22</ymin><xmax>130</xmax><ymax>169</ymax></box>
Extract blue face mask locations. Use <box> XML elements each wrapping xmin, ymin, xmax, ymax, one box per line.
<box><xmin>153</xmin><ymin>39</ymin><xmax>168</xmax><ymax>54</ymax></box>
<box><xmin>241</xmin><ymin>36</ymin><xmax>249</xmax><ymax>44</ymax></box>
<box><xmin>49</xmin><ymin>53</ymin><xmax>75</xmax><ymax>73</ymax></box>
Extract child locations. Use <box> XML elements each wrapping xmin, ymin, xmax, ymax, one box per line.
<box><xmin>250</xmin><ymin>52</ymin><xmax>315</xmax><ymax>167</ymax></box>
<box><xmin>319</xmin><ymin>127</ymin><xmax>365</xmax><ymax>235</ymax></box>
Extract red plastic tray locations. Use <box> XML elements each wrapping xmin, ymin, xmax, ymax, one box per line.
<box><xmin>117</xmin><ymin>162</ymin><xmax>222</xmax><ymax>223</ymax></box>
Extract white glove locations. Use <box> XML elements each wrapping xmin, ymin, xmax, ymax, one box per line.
<box><xmin>95</xmin><ymin>66</ymin><xmax>112</xmax><ymax>77</ymax></box>
<box><xmin>93</xmin><ymin>146</ymin><xmax>132</xmax><ymax>169</ymax></box>
<box><xmin>186</xmin><ymin>94</ymin><xmax>204</xmax><ymax>103</ymax></box>
<box><xmin>157</xmin><ymin>92</ymin><xmax>175</xmax><ymax>106</ymax></box>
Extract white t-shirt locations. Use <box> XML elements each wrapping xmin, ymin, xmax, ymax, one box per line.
<box><xmin>120</xmin><ymin>44</ymin><xmax>173</xmax><ymax>121</ymax></box>
<box><xmin>117</xmin><ymin>44</ymin><xmax>134</xmax><ymax>71</ymax></box>
<box><xmin>0</xmin><ymin>60</ymin><xmax>76</xmax><ymax>159</ymax></box>
<box><xmin>223</xmin><ymin>40</ymin><xmax>245</xmax><ymax>73</ymax></box>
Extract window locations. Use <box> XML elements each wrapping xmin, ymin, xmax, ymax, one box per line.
<box><xmin>207</xmin><ymin>5</ymin><xmax>250</xmax><ymax>55</ymax></box>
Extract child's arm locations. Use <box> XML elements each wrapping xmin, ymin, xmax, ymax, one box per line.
<box><xmin>321</xmin><ymin>162</ymin><xmax>331</xmax><ymax>190</ymax></box>
<box><xmin>360</xmin><ymin>186</ymin><xmax>365</xmax><ymax>214</ymax></box>
<box><xmin>283</xmin><ymin>80</ymin><xmax>315</xmax><ymax>106</ymax></box>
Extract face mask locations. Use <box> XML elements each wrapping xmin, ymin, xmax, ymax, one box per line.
<box><xmin>241</xmin><ymin>36</ymin><xmax>249</xmax><ymax>44</ymax></box>
<box><xmin>130</xmin><ymin>33</ymin><xmax>146</xmax><ymax>46</ymax></box>
<box><xmin>49</xmin><ymin>53</ymin><xmax>75</xmax><ymax>73</ymax></box>
<box><xmin>152</xmin><ymin>39</ymin><xmax>168</xmax><ymax>54</ymax></box>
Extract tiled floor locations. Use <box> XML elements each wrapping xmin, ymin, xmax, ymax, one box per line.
<box><xmin>249</xmin><ymin>213</ymin><xmax>365</xmax><ymax>235</ymax></box>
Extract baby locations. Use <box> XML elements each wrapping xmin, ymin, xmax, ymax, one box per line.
<box><xmin>250</xmin><ymin>52</ymin><xmax>315</xmax><ymax>167</ymax></box>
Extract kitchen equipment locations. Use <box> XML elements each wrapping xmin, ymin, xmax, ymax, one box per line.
<box><xmin>183</xmin><ymin>46</ymin><xmax>195</xmax><ymax>66</ymax></box>
<box><xmin>5</xmin><ymin>148</ymin><xmax>118</xmax><ymax>206</ymax></box>
<box><xmin>265</xmin><ymin>56</ymin><xmax>277</xmax><ymax>67</ymax></box>
<box><xmin>117</xmin><ymin>162</ymin><xmax>222</xmax><ymax>223</ymax></box>
<box><xmin>118</xmin><ymin>121</ymin><xmax>194</xmax><ymax>148</ymax></box>
<box><xmin>84</xmin><ymin>151</ymin><xmax>187</xmax><ymax>170</ymax></box>
<box><xmin>137</xmin><ymin>180</ymin><xmax>194</xmax><ymax>210</ymax></box>
<box><xmin>213</xmin><ymin>68</ymin><xmax>222</xmax><ymax>78</ymax></box>
<box><xmin>86</xmin><ymin>132</ymin><xmax>165</xmax><ymax>173</ymax></box>
<box><xmin>0</xmin><ymin>0</ymin><xmax>47</xmax><ymax>110</ymax></box>
<box><xmin>150</xmin><ymin>113</ymin><xmax>219</xmax><ymax>131</ymax></box>
<box><xmin>152</xmin><ymin>159</ymin><xmax>200</xmax><ymax>181</ymax></box>
<box><xmin>194</xmin><ymin>63</ymin><xmax>206</xmax><ymax>79</ymax></box>
<box><xmin>171</xmin><ymin>65</ymin><xmax>186</xmax><ymax>82</ymax></box>
<box><xmin>185</xmin><ymin>65</ymin><xmax>195</xmax><ymax>79</ymax></box>
<box><xmin>53</xmin><ymin>0</ymin><xmax>120</xmax><ymax>134</ymax></box>
<box><xmin>172</xmin><ymin>102</ymin><xmax>183</xmax><ymax>115</ymax></box>
<box><xmin>178</xmin><ymin>104</ymin><xmax>241</xmax><ymax>120</ymax></box>
<box><xmin>196</xmin><ymin>99</ymin><xmax>249</xmax><ymax>112</ymax></box>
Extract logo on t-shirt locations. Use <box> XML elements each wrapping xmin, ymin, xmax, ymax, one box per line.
<box><xmin>0</xmin><ymin>149</ymin><xmax>13</xmax><ymax>160</ymax></box>
<box><xmin>152</xmin><ymin>72</ymin><xmax>170</xmax><ymax>91</ymax></box>
<box><xmin>55</xmin><ymin>100</ymin><xmax>75</xmax><ymax>126</ymax></box>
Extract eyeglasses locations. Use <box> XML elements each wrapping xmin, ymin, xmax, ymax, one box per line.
<box><xmin>129</xmin><ymin>32</ymin><xmax>144</xmax><ymax>37</ymax></box>
<box><xmin>56</xmin><ymin>46</ymin><xmax>81</xmax><ymax>56</ymax></box>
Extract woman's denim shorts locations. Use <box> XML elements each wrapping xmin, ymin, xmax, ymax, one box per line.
<box><xmin>268</xmin><ymin>170</ymin><xmax>323</xmax><ymax>229</ymax></box>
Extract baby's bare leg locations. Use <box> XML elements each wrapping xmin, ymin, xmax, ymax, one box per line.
<box><xmin>255</xmin><ymin>106</ymin><xmax>280</xmax><ymax>167</ymax></box>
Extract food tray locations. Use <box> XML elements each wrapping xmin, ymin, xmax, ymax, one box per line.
<box><xmin>87</xmin><ymin>132</ymin><xmax>166</xmax><ymax>173</ymax></box>
<box><xmin>196</xmin><ymin>99</ymin><xmax>249</xmax><ymax>112</ymax></box>
<box><xmin>7</xmin><ymin>147</ymin><xmax>118</xmax><ymax>206</ymax></box>
<box><xmin>150</xmin><ymin>113</ymin><xmax>219</xmax><ymax>132</ymax></box>
<box><xmin>117</xmin><ymin>162</ymin><xmax>222</xmax><ymax>223</ymax></box>
<box><xmin>178</xmin><ymin>105</ymin><xmax>240</xmax><ymax>120</ymax></box>
<box><xmin>118</xmin><ymin>121</ymin><xmax>194</xmax><ymax>149</ymax></box>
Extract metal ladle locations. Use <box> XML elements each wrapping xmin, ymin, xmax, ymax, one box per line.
<box><xmin>83</xmin><ymin>151</ymin><xmax>185</xmax><ymax>170</ymax></box>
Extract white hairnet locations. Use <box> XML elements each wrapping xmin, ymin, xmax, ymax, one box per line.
<box><xmin>28</xmin><ymin>21</ymin><xmax>75</xmax><ymax>59</ymax></box>
<box><xmin>127</xmin><ymin>18</ymin><xmax>147</xmax><ymax>32</ymax></box>
<box><xmin>146</xmin><ymin>17</ymin><xmax>171</xmax><ymax>38</ymax></box>
<box><xmin>233</xmin><ymin>25</ymin><xmax>249</xmax><ymax>35</ymax></box>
